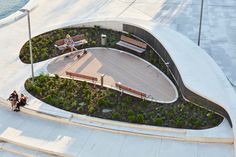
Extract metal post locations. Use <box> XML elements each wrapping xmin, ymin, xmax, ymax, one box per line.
<box><xmin>165</xmin><ymin>62</ymin><xmax>170</xmax><ymax>75</ymax></box>
<box><xmin>27</xmin><ymin>11</ymin><xmax>34</xmax><ymax>81</ymax></box>
<box><xmin>20</xmin><ymin>9</ymin><xmax>34</xmax><ymax>82</ymax></box>
<box><xmin>198</xmin><ymin>0</ymin><xmax>204</xmax><ymax>46</ymax></box>
<box><xmin>101</xmin><ymin>74</ymin><xmax>105</xmax><ymax>87</ymax></box>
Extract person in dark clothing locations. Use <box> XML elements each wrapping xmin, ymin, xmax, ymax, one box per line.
<box><xmin>15</xmin><ymin>94</ymin><xmax>27</xmax><ymax>112</ymax></box>
<box><xmin>8</xmin><ymin>90</ymin><xmax>18</xmax><ymax>110</ymax></box>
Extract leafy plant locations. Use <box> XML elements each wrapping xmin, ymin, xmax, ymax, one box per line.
<box><xmin>136</xmin><ymin>114</ymin><xmax>144</xmax><ymax>123</ymax></box>
<box><xmin>112</xmin><ymin>112</ymin><xmax>121</xmax><ymax>119</ymax></box>
<box><xmin>128</xmin><ymin>115</ymin><xmax>136</xmax><ymax>123</ymax></box>
<box><xmin>128</xmin><ymin>109</ymin><xmax>134</xmax><ymax>116</ymax></box>
<box><xmin>154</xmin><ymin>117</ymin><xmax>163</xmax><ymax>126</ymax></box>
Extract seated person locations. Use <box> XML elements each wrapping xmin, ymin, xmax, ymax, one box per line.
<box><xmin>64</xmin><ymin>34</ymin><xmax>78</xmax><ymax>52</ymax></box>
<box><xmin>15</xmin><ymin>94</ymin><xmax>27</xmax><ymax>112</ymax></box>
<box><xmin>8</xmin><ymin>90</ymin><xmax>18</xmax><ymax>110</ymax></box>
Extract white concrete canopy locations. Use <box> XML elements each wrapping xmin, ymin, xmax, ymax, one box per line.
<box><xmin>0</xmin><ymin>0</ymin><xmax>236</xmax><ymax>156</ymax></box>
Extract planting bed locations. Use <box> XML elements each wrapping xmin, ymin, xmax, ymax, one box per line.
<box><xmin>25</xmin><ymin>74</ymin><xmax>223</xmax><ymax>129</ymax></box>
<box><xmin>21</xmin><ymin>26</ymin><xmax>223</xmax><ymax>129</ymax></box>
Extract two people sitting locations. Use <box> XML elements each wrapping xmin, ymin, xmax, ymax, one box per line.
<box><xmin>64</xmin><ymin>34</ymin><xmax>78</xmax><ymax>52</ymax></box>
<box><xmin>8</xmin><ymin>91</ymin><xmax>27</xmax><ymax>112</ymax></box>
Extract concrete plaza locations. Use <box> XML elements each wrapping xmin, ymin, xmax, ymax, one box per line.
<box><xmin>0</xmin><ymin>0</ymin><xmax>235</xmax><ymax>156</ymax></box>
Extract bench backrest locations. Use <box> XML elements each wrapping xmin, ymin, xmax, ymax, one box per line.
<box><xmin>115</xmin><ymin>83</ymin><xmax>146</xmax><ymax>98</ymax></box>
<box><xmin>121</xmin><ymin>35</ymin><xmax>147</xmax><ymax>49</ymax></box>
<box><xmin>55</xmin><ymin>39</ymin><xmax>64</xmax><ymax>46</ymax></box>
<box><xmin>55</xmin><ymin>34</ymin><xmax>85</xmax><ymax>46</ymax></box>
<box><xmin>66</xmin><ymin>71</ymin><xmax>98</xmax><ymax>82</ymax></box>
<box><xmin>72</xmin><ymin>34</ymin><xmax>85</xmax><ymax>41</ymax></box>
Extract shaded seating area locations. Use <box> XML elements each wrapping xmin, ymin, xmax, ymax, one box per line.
<box><xmin>116</xmin><ymin>35</ymin><xmax>147</xmax><ymax>53</ymax></box>
<box><xmin>54</xmin><ymin>34</ymin><xmax>88</xmax><ymax>51</ymax></box>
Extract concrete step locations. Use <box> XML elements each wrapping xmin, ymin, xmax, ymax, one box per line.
<box><xmin>0</xmin><ymin>150</ymin><xmax>24</xmax><ymax>157</ymax></box>
<box><xmin>0</xmin><ymin>97</ymin><xmax>233</xmax><ymax>144</ymax></box>
<box><xmin>0</xmin><ymin>141</ymin><xmax>57</xmax><ymax>157</ymax></box>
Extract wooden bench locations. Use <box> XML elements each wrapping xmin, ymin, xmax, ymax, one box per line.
<box><xmin>65</xmin><ymin>71</ymin><xmax>98</xmax><ymax>82</ymax></box>
<box><xmin>115</xmin><ymin>83</ymin><xmax>146</xmax><ymax>98</ymax></box>
<box><xmin>54</xmin><ymin>34</ymin><xmax>88</xmax><ymax>51</ymax></box>
<box><xmin>116</xmin><ymin>35</ymin><xmax>147</xmax><ymax>54</ymax></box>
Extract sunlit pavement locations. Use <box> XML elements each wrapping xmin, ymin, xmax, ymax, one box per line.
<box><xmin>0</xmin><ymin>0</ymin><xmax>235</xmax><ymax>156</ymax></box>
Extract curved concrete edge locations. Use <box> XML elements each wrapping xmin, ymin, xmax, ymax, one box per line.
<box><xmin>67</xmin><ymin>19</ymin><xmax>235</xmax><ymax>119</ymax></box>
<box><xmin>0</xmin><ymin>141</ymin><xmax>56</xmax><ymax>157</ymax></box>
<box><xmin>0</xmin><ymin>0</ymin><xmax>38</xmax><ymax>28</ymax></box>
<box><xmin>151</xmin><ymin>26</ymin><xmax>236</xmax><ymax>111</ymax></box>
<box><xmin>0</xmin><ymin>137</ymin><xmax>72</xmax><ymax>157</ymax></box>
<box><xmin>46</xmin><ymin>47</ymin><xmax>178</xmax><ymax>104</ymax></box>
<box><xmin>12</xmin><ymin>18</ymin><xmax>234</xmax><ymax>143</ymax></box>
<box><xmin>0</xmin><ymin>96</ymin><xmax>233</xmax><ymax>145</ymax></box>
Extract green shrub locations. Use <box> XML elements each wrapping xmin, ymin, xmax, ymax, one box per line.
<box><xmin>41</xmin><ymin>52</ymin><xmax>48</xmax><ymax>60</ymax></box>
<box><xmin>141</xmin><ymin>100</ymin><xmax>148</xmax><ymax>107</ymax></box>
<box><xmin>88</xmin><ymin>105</ymin><xmax>95</xmax><ymax>114</ymax></box>
<box><xmin>25</xmin><ymin>82</ymin><xmax>42</xmax><ymax>95</ymax></box>
<box><xmin>112</xmin><ymin>112</ymin><xmax>121</xmax><ymax>120</ymax></box>
<box><xmin>194</xmin><ymin>120</ymin><xmax>202</xmax><ymax>128</ymax></box>
<box><xmin>127</xmin><ymin>109</ymin><xmax>134</xmax><ymax>116</ymax></box>
<box><xmin>81</xmin><ymin>81</ymin><xmax>88</xmax><ymax>89</ymax></box>
<box><xmin>76</xmin><ymin>106</ymin><xmax>83</xmax><ymax>113</ymax></box>
<box><xmin>154</xmin><ymin>117</ymin><xmax>163</xmax><ymax>126</ymax></box>
<box><xmin>175</xmin><ymin>117</ymin><xmax>184</xmax><ymax>127</ymax></box>
<box><xmin>127</xmin><ymin>32</ymin><xmax>132</xmax><ymax>37</ymax></box>
<box><xmin>136</xmin><ymin>114</ymin><xmax>144</xmax><ymax>123</ymax></box>
<box><xmin>128</xmin><ymin>115</ymin><xmax>136</xmax><ymax>123</ymax></box>
<box><xmin>207</xmin><ymin>112</ymin><xmax>213</xmax><ymax>120</ymax></box>
<box><xmin>124</xmin><ymin>96</ymin><xmax>132</xmax><ymax>105</ymax></box>
<box><xmin>85</xmin><ymin>95</ymin><xmax>92</xmax><ymax>106</ymax></box>
<box><xmin>45</xmin><ymin>95</ymin><xmax>52</xmax><ymax>103</ymax></box>
<box><xmin>98</xmin><ymin>98</ymin><xmax>107</xmax><ymax>106</ymax></box>
<box><xmin>71</xmin><ymin>101</ymin><xmax>77</xmax><ymax>109</ymax></box>
<box><xmin>91</xmin><ymin>40</ymin><xmax>97</xmax><ymax>46</ymax></box>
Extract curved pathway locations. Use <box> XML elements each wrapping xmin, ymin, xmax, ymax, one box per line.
<box><xmin>48</xmin><ymin>48</ymin><xmax>178</xmax><ymax>103</ymax></box>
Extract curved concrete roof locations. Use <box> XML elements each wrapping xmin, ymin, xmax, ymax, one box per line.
<box><xmin>0</xmin><ymin>0</ymin><xmax>235</xmax><ymax>156</ymax></box>
<box><xmin>68</xmin><ymin>18</ymin><xmax>236</xmax><ymax>155</ymax></box>
<box><xmin>115</xmin><ymin>18</ymin><xmax>236</xmax><ymax>156</ymax></box>
<box><xmin>150</xmin><ymin>25</ymin><xmax>236</xmax><ymax>110</ymax></box>
<box><xmin>71</xmin><ymin>18</ymin><xmax>236</xmax><ymax>119</ymax></box>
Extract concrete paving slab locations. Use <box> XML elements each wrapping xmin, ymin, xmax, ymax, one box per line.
<box><xmin>0</xmin><ymin>150</ymin><xmax>23</xmax><ymax>157</ymax></box>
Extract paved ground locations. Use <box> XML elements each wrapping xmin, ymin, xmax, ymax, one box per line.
<box><xmin>0</xmin><ymin>0</ymin><xmax>235</xmax><ymax>156</ymax></box>
<box><xmin>47</xmin><ymin>48</ymin><xmax>177</xmax><ymax>102</ymax></box>
<box><xmin>0</xmin><ymin>104</ymin><xmax>234</xmax><ymax>157</ymax></box>
<box><xmin>0</xmin><ymin>0</ymin><xmax>235</xmax><ymax>96</ymax></box>
<box><xmin>122</xmin><ymin>0</ymin><xmax>236</xmax><ymax>87</ymax></box>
